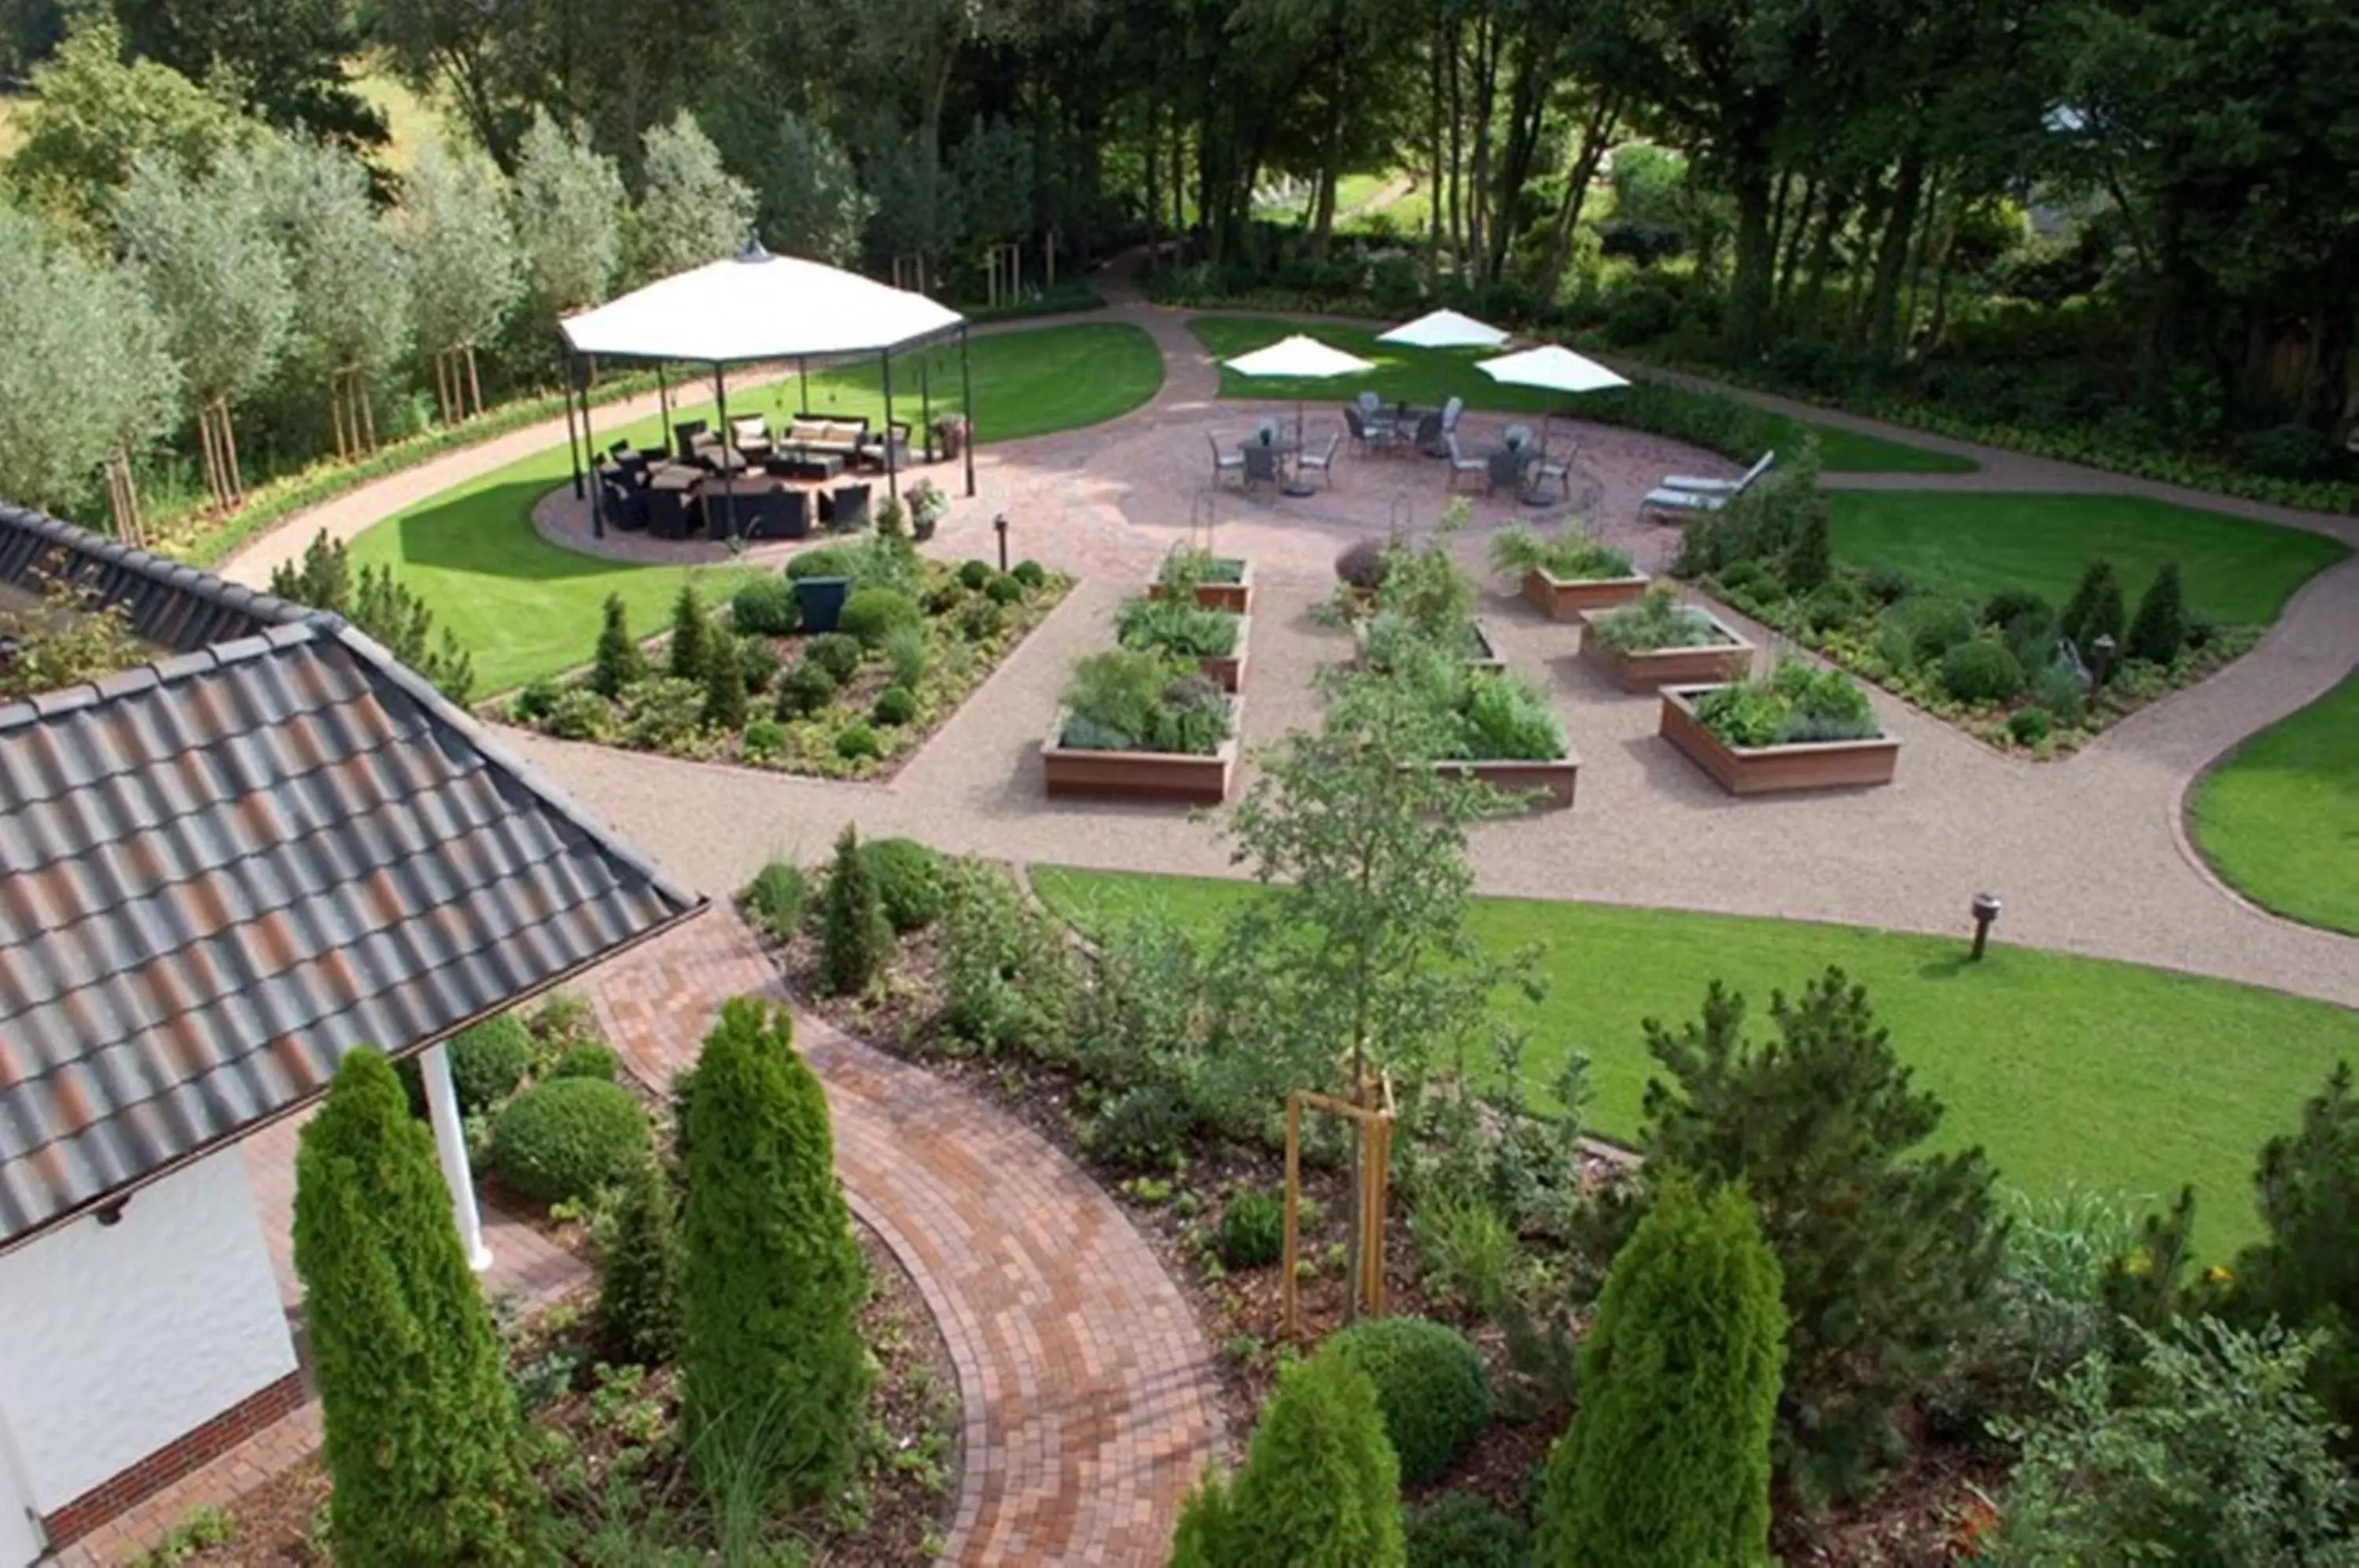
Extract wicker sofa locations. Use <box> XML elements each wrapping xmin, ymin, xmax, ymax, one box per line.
<box><xmin>781</xmin><ymin>415</ymin><xmax>869</xmax><ymax>460</ymax></box>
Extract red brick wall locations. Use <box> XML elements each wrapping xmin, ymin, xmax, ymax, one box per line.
<box><xmin>39</xmin><ymin>1370</ymin><xmax>309</xmax><ymax>1547</ymax></box>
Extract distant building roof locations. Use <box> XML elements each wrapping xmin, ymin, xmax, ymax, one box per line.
<box><xmin>0</xmin><ymin>506</ymin><xmax>705</xmax><ymax>1250</ymax></box>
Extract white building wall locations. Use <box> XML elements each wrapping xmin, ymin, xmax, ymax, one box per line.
<box><xmin>0</xmin><ymin>1148</ymin><xmax>297</xmax><ymax>1512</ymax></box>
<box><xmin>0</xmin><ymin>1409</ymin><xmax>38</xmax><ymax>1568</ymax></box>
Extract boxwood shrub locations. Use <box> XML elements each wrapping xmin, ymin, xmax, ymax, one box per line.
<box><xmin>490</xmin><ymin>1077</ymin><xmax>651</xmax><ymax>1205</ymax></box>
<box><xmin>1323</xmin><ymin>1316</ymin><xmax>1492</xmax><ymax>1485</ymax></box>
<box><xmin>450</xmin><ymin>1014</ymin><xmax>535</xmax><ymax>1114</ymax></box>
<box><xmin>860</xmin><ymin>837</ymin><xmax>944</xmax><ymax>932</ymax></box>
<box><xmin>731</xmin><ymin>577</ymin><xmax>800</xmax><ymax>636</ymax></box>
<box><xmin>548</xmin><ymin>1043</ymin><xmax>619</xmax><ymax>1082</ymax></box>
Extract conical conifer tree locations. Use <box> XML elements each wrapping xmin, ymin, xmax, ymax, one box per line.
<box><xmin>668</xmin><ymin>582</ymin><xmax>708</xmax><ymax>682</ymax></box>
<box><xmin>293</xmin><ymin>1048</ymin><xmax>548</xmax><ymax>1566</ymax></box>
<box><xmin>591</xmin><ymin>591</ymin><xmax>645</xmax><ymax>696</ymax></box>
<box><xmin>1172</xmin><ymin>1351</ymin><xmax>1406</xmax><ymax>1566</ymax></box>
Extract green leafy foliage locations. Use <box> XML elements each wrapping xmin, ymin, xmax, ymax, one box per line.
<box><xmin>1117</xmin><ymin>593</ymin><xmax>1242</xmax><ymax>659</ymax></box>
<box><xmin>1983</xmin><ymin>1318</ymin><xmax>2359</xmax><ymax>1565</ymax></box>
<box><xmin>2126</xmin><ymin>560</ymin><xmax>2188</xmax><ymax>665</ymax></box>
<box><xmin>1013</xmin><ymin>560</ymin><xmax>1047</xmax><ymax>588</ymax></box>
<box><xmin>1588</xmin><ymin>970</ymin><xmax>2004</xmax><ymax>1503</ymax></box>
<box><xmin>1175</xmin><ymin>1353</ymin><xmax>1407</xmax><ymax>1567</ymax></box>
<box><xmin>1586</xmin><ymin>586</ymin><xmax>1724</xmax><ymax>656</ymax></box>
<box><xmin>834</xmin><ymin>722</ymin><xmax>879</xmax><ymax>760</ymax></box>
<box><xmin>2061</xmin><ymin>560</ymin><xmax>2127</xmax><ymax>654</ymax></box>
<box><xmin>488</xmin><ymin>1077</ymin><xmax>651</xmax><ymax>1205</ymax></box>
<box><xmin>1404</xmin><ymin>1492</ymin><xmax>1531</xmax><ymax>1568</ymax></box>
<box><xmin>1324</xmin><ymin>1318</ymin><xmax>1492</xmax><ymax>1486</ymax></box>
<box><xmin>293</xmin><ymin>1049</ymin><xmax>549</xmax><ymax>1566</ymax></box>
<box><xmin>729</xmin><ymin>576</ymin><xmax>800</xmax><ymax>637</ymax></box>
<box><xmin>741</xmin><ymin>859</ymin><xmax>808</xmax><ymax>941</ymax></box>
<box><xmin>2225</xmin><ymin>1063</ymin><xmax>2359</xmax><ymax>1439</ymax></box>
<box><xmin>937</xmin><ymin>859</ymin><xmax>1076</xmax><ymax>1055</ymax></box>
<box><xmin>870</xmin><ymin>684</ymin><xmax>917</xmax><ymax>726</ymax></box>
<box><xmin>549</xmin><ymin>1043</ymin><xmax>617</xmax><ymax>1081</ymax></box>
<box><xmin>773</xmin><ymin>659</ymin><xmax>838</xmax><ymax>718</ymax></box>
<box><xmin>860</xmin><ymin>837</ymin><xmax>944</xmax><ymax>932</ymax></box>
<box><xmin>1059</xmin><ymin>649</ymin><xmax>1231</xmax><ymax>755</ymax></box>
<box><xmin>838</xmin><ymin>586</ymin><xmax>921</xmax><ymax>648</ymax></box>
<box><xmin>734</xmin><ymin>635</ymin><xmax>780</xmax><ymax>694</ymax></box>
<box><xmin>1536</xmin><ymin>1181</ymin><xmax>1783</xmax><ymax>1566</ymax></box>
<box><xmin>678</xmin><ymin>999</ymin><xmax>870</xmax><ymax>1502</ymax></box>
<box><xmin>595</xmin><ymin>1154</ymin><xmax>682</xmax><ymax>1366</ymax></box>
<box><xmin>2008</xmin><ymin>707</ymin><xmax>2052</xmax><ymax>745</ymax></box>
<box><xmin>818</xmin><ymin>823</ymin><xmax>892</xmax><ymax>996</ymax></box>
<box><xmin>803</xmin><ymin>631</ymin><xmax>863</xmax><ymax>683</ymax></box>
<box><xmin>1216</xmin><ymin>1189</ymin><xmax>1286</xmax><ymax>1268</ymax></box>
<box><xmin>546</xmin><ymin>687</ymin><xmax>614</xmax><ymax>740</ymax></box>
<box><xmin>1690</xmin><ymin>657</ymin><xmax>1881</xmax><ymax>748</ymax></box>
<box><xmin>449</xmin><ymin>1015</ymin><xmax>535</xmax><ymax>1115</ymax></box>
<box><xmin>700</xmin><ymin>628</ymin><xmax>747</xmax><ymax>731</ymax></box>
<box><xmin>268</xmin><ymin>532</ymin><xmax>475</xmax><ymax>703</ymax></box>
<box><xmin>1940</xmin><ymin>638</ymin><xmax>2026</xmax><ymax>704</ymax></box>
<box><xmin>1487</xmin><ymin>525</ymin><xmax>1633</xmax><ymax>583</ymax></box>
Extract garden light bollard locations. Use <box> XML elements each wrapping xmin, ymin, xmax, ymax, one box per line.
<box><xmin>994</xmin><ymin>512</ymin><xmax>1010</xmax><ymax>572</ymax></box>
<box><xmin>1970</xmin><ymin>893</ymin><xmax>2002</xmax><ymax>961</ymax></box>
<box><xmin>2091</xmin><ymin>634</ymin><xmax>2118</xmax><ymax>688</ymax></box>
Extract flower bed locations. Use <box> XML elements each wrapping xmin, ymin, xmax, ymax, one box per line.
<box><xmin>1659</xmin><ymin>660</ymin><xmax>1897</xmax><ymax>794</ymax></box>
<box><xmin>1489</xmin><ymin>525</ymin><xmax>1647</xmax><ymax>620</ymax></box>
<box><xmin>1116</xmin><ymin>589</ymin><xmax>1249</xmax><ymax>694</ymax></box>
<box><xmin>1043</xmin><ymin>647</ymin><xmax>1240</xmax><ymax>804</ymax></box>
<box><xmin>494</xmin><ymin>533</ymin><xmax>1068</xmax><ymax>779</ymax></box>
<box><xmin>1578</xmin><ymin>587</ymin><xmax>1755</xmax><ymax>691</ymax></box>
<box><xmin>1149</xmin><ymin>547</ymin><xmax>1253</xmax><ymax>613</ymax></box>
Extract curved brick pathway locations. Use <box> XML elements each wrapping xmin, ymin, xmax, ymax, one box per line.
<box><xmin>583</xmin><ymin>912</ymin><xmax>1225</xmax><ymax>1565</ymax></box>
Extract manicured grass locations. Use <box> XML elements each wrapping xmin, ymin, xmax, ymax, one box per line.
<box><xmin>348</xmin><ymin>323</ymin><xmax>1161</xmax><ymax>693</ymax></box>
<box><xmin>2190</xmin><ymin>672</ymin><xmax>2359</xmax><ymax>935</ymax></box>
<box><xmin>1188</xmin><ymin>315</ymin><xmax>1974</xmax><ymax>474</ymax></box>
<box><xmin>1031</xmin><ymin>867</ymin><xmax>2359</xmax><ymax>1254</ymax></box>
<box><xmin>1827</xmin><ymin>491</ymin><xmax>2350</xmax><ymax>625</ymax></box>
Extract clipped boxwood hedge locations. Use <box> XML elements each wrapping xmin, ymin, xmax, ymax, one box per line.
<box><xmin>449</xmin><ymin>1014</ymin><xmax>535</xmax><ymax>1115</ymax></box>
<box><xmin>1323</xmin><ymin>1316</ymin><xmax>1493</xmax><ymax>1486</ymax></box>
<box><xmin>490</xmin><ymin>1077</ymin><xmax>651</xmax><ymax>1205</ymax></box>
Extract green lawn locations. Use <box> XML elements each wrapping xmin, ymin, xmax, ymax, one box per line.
<box><xmin>1031</xmin><ymin>867</ymin><xmax>2359</xmax><ymax>1255</ymax></box>
<box><xmin>1187</xmin><ymin>315</ymin><xmax>1974</xmax><ymax>474</ymax></box>
<box><xmin>2190</xmin><ymin>673</ymin><xmax>2359</xmax><ymax>934</ymax></box>
<box><xmin>1827</xmin><ymin>491</ymin><xmax>2350</xmax><ymax>625</ymax></box>
<box><xmin>350</xmin><ymin>322</ymin><xmax>1162</xmax><ymax>693</ymax></box>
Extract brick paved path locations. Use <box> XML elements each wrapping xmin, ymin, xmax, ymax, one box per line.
<box><xmin>584</xmin><ymin>912</ymin><xmax>1227</xmax><ymax>1566</ymax></box>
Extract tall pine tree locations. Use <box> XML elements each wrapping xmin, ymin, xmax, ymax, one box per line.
<box><xmin>293</xmin><ymin>1048</ymin><xmax>547</xmax><ymax>1566</ymax></box>
<box><xmin>679</xmin><ymin>998</ymin><xmax>870</xmax><ymax>1500</ymax></box>
<box><xmin>667</xmin><ymin>582</ymin><xmax>708</xmax><ymax>683</ymax></box>
<box><xmin>1536</xmin><ymin>1181</ymin><xmax>1785</xmax><ymax>1566</ymax></box>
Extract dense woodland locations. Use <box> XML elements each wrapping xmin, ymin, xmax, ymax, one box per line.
<box><xmin>0</xmin><ymin>0</ymin><xmax>2353</xmax><ymax>527</ymax></box>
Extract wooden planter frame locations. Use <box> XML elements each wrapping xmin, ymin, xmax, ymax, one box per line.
<box><xmin>1578</xmin><ymin>606</ymin><xmax>1757</xmax><ymax>692</ymax></box>
<box><xmin>1043</xmin><ymin>702</ymin><xmax>1241</xmax><ymax>804</ymax></box>
<box><xmin>1352</xmin><ymin>617</ymin><xmax>1504</xmax><ymax>675</ymax></box>
<box><xmin>1658</xmin><ymin>685</ymin><xmax>1900</xmax><ymax>794</ymax></box>
<box><xmin>1431</xmin><ymin>752</ymin><xmax>1581</xmax><ymax>811</ymax></box>
<box><xmin>1150</xmin><ymin>558</ymin><xmax>1253</xmax><ymax>614</ymax></box>
<box><xmin>1521</xmin><ymin>568</ymin><xmax>1651</xmax><ymax>621</ymax></box>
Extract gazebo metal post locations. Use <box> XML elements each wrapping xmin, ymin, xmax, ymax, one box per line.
<box><xmin>580</xmin><ymin>359</ymin><xmax>601</xmax><ymax>538</ymax></box>
<box><xmin>880</xmin><ymin>348</ymin><xmax>898</xmax><ymax>502</ymax></box>
<box><xmin>712</xmin><ymin>363</ymin><xmax>734</xmax><ymax>542</ymax></box>
<box><xmin>656</xmin><ymin>363</ymin><xmax>672</xmax><ymax>455</ymax></box>
<box><xmin>959</xmin><ymin>325</ymin><xmax>977</xmax><ymax>498</ymax></box>
<box><xmin>798</xmin><ymin>356</ymin><xmax>810</xmax><ymax>416</ymax></box>
<box><xmin>563</xmin><ymin>348</ymin><xmax>585</xmax><ymax>499</ymax></box>
<box><xmin>920</xmin><ymin>354</ymin><xmax>934</xmax><ymax>463</ymax></box>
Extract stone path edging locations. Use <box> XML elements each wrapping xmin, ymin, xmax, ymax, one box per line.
<box><xmin>581</xmin><ymin>910</ymin><xmax>1227</xmax><ymax>1566</ymax></box>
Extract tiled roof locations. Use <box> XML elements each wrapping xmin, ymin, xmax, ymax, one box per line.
<box><xmin>0</xmin><ymin>510</ymin><xmax>705</xmax><ymax>1249</ymax></box>
<box><xmin>0</xmin><ymin>502</ymin><xmax>310</xmax><ymax>652</ymax></box>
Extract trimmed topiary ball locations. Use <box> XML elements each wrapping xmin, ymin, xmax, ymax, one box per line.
<box><xmin>984</xmin><ymin>572</ymin><xmax>1025</xmax><ymax>605</ymax></box>
<box><xmin>870</xmin><ymin>685</ymin><xmax>918</xmax><ymax>727</ymax></box>
<box><xmin>839</xmin><ymin>587</ymin><xmax>921</xmax><ymax>648</ymax></box>
<box><xmin>1323</xmin><ymin>1316</ymin><xmax>1492</xmax><ymax>1486</ymax></box>
<box><xmin>1941</xmin><ymin>638</ymin><xmax>2026</xmax><ymax>704</ymax></box>
<box><xmin>1217</xmin><ymin>1188</ymin><xmax>1285</xmax><ymax>1268</ymax></box>
<box><xmin>804</xmin><ymin>632</ymin><xmax>863</xmax><ymax>683</ymax></box>
<box><xmin>736</xmin><ymin>637</ymin><xmax>782</xmax><ymax>694</ymax></box>
<box><xmin>786</xmin><ymin>546</ymin><xmax>856</xmax><ymax>581</ymax></box>
<box><xmin>731</xmin><ymin>576</ymin><xmax>800</xmax><ymax>637</ymax></box>
<box><xmin>1012</xmin><ymin>559</ymin><xmax>1047</xmax><ymax>589</ymax></box>
<box><xmin>450</xmin><ymin>1014</ymin><xmax>535</xmax><ymax>1115</ymax></box>
<box><xmin>774</xmin><ymin>660</ymin><xmax>838</xmax><ymax>719</ymax></box>
<box><xmin>958</xmin><ymin>559</ymin><xmax>992</xmax><ymax>591</ymax></box>
<box><xmin>859</xmin><ymin>837</ymin><xmax>943</xmax><ymax>932</ymax></box>
<box><xmin>2008</xmin><ymin>706</ymin><xmax>2052</xmax><ymax>746</ymax></box>
<box><xmin>835</xmin><ymin>723</ymin><xmax>880</xmax><ymax>760</ymax></box>
<box><xmin>490</xmin><ymin>1077</ymin><xmax>651</xmax><ymax>1205</ymax></box>
<box><xmin>548</xmin><ymin>1043</ymin><xmax>618</xmax><ymax>1082</ymax></box>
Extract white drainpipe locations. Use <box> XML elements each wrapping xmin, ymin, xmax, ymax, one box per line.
<box><xmin>418</xmin><ymin>1043</ymin><xmax>492</xmax><ymax>1272</ymax></box>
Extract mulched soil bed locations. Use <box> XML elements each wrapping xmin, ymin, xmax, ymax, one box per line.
<box><xmin>753</xmin><ymin>889</ymin><xmax>2001</xmax><ymax>1565</ymax></box>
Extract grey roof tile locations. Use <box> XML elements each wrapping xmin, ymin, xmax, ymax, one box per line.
<box><xmin>0</xmin><ymin>506</ymin><xmax>703</xmax><ymax>1248</ymax></box>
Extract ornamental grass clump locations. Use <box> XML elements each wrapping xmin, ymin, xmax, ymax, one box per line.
<box><xmin>1692</xmin><ymin>657</ymin><xmax>1881</xmax><ymax>748</ymax></box>
<box><xmin>1058</xmin><ymin>648</ymin><xmax>1231</xmax><ymax>754</ymax></box>
<box><xmin>1488</xmin><ymin>524</ymin><xmax>1635</xmax><ymax>583</ymax></box>
<box><xmin>1588</xmin><ymin>585</ymin><xmax>1730</xmax><ymax>655</ymax></box>
<box><xmin>1116</xmin><ymin>592</ymin><xmax>1242</xmax><ymax>659</ymax></box>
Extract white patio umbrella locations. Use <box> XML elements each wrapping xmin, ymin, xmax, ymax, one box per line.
<box><xmin>1475</xmin><ymin>344</ymin><xmax>1628</xmax><ymax>445</ymax></box>
<box><xmin>1378</xmin><ymin>308</ymin><xmax>1510</xmax><ymax>350</ymax></box>
<box><xmin>1224</xmin><ymin>333</ymin><xmax>1376</xmax><ymax>494</ymax></box>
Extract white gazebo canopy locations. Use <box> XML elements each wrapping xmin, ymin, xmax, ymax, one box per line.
<box><xmin>560</xmin><ymin>246</ymin><xmax>965</xmax><ymax>364</ymax></box>
<box><xmin>1224</xmin><ymin>334</ymin><xmax>1377</xmax><ymax>381</ymax></box>
<box><xmin>1378</xmin><ymin>309</ymin><xmax>1509</xmax><ymax>350</ymax></box>
<box><xmin>1474</xmin><ymin>344</ymin><xmax>1628</xmax><ymax>395</ymax></box>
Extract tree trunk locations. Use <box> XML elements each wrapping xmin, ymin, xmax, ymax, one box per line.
<box><xmin>1773</xmin><ymin>175</ymin><xmax>1817</xmax><ymax>328</ymax></box>
<box><xmin>2309</xmin><ymin>293</ymin><xmax>2356</xmax><ymax>436</ymax></box>
<box><xmin>1726</xmin><ymin>160</ymin><xmax>1778</xmax><ymax>357</ymax></box>
<box><xmin>1485</xmin><ymin>31</ymin><xmax>1553</xmax><ymax>282</ymax></box>
<box><xmin>1536</xmin><ymin>101</ymin><xmax>1616</xmax><ymax>300</ymax></box>
<box><xmin>1798</xmin><ymin>177</ymin><xmax>1852</xmax><ymax>335</ymax></box>
<box><xmin>1444</xmin><ymin>17</ymin><xmax>1464</xmax><ymax>269</ymax></box>
<box><xmin>1864</xmin><ymin>145</ymin><xmax>1927</xmax><ymax>363</ymax></box>
<box><xmin>1427</xmin><ymin>17</ymin><xmax>1445</xmax><ymax>291</ymax></box>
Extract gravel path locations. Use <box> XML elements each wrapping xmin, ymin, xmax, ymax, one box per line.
<box><xmin>219</xmin><ymin>273</ymin><xmax>2359</xmax><ymax>1009</ymax></box>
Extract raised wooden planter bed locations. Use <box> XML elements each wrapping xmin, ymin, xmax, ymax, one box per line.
<box><xmin>1043</xmin><ymin>704</ymin><xmax>1241</xmax><ymax>804</ymax></box>
<box><xmin>1352</xmin><ymin>617</ymin><xmax>1505</xmax><ymax>674</ymax></box>
<box><xmin>1578</xmin><ymin>607</ymin><xmax>1755</xmax><ymax>692</ymax></box>
<box><xmin>1522</xmin><ymin>569</ymin><xmax>1651</xmax><ymax>621</ymax></box>
<box><xmin>1150</xmin><ymin>558</ymin><xmax>1253</xmax><ymax>614</ymax></box>
<box><xmin>1658</xmin><ymin>686</ymin><xmax>1898</xmax><ymax>795</ymax></box>
<box><xmin>1432</xmin><ymin>751</ymin><xmax>1581</xmax><ymax>811</ymax></box>
<box><xmin>1196</xmin><ymin>614</ymin><xmax>1249</xmax><ymax>694</ymax></box>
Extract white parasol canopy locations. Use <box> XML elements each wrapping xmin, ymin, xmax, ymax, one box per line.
<box><xmin>1224</xmin><ymin>334</ymin><xmax>1378</xmax><ymax>381</ymax></box>
<box><xmin>1474</xmin><ymin>344</ymin><xmax>1628</xmax><ymax>394</ymax></box>
<box><xmin>560</xmin><ymin>246</ymin><xmax>964</xmax><ymax>364</ymax></box>
<box><xmin>1378</xmin><ymin>308</ymin><xmax>1510</xmax><ymax>350</ymax></box>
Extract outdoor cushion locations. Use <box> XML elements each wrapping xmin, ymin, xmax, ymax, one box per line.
<box><xmin>731</xmin><ymin>416</ymin><xmax>767</xmax><ymax>442</ymax></box>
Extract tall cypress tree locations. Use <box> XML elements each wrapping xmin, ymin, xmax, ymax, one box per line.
<box><xmin>668</xmin><ymin>582</ymin><xmax>708</xmax><ymax>683</ymax></box>
<box><xmin>701</xmin><ymin>627</ymin><xmax>747</xmax><ymax>730</ymax></box>
<box><xmin>1536</xmin><ymin>1180</ymin><xmax>1786</xmax><ymax>1566</ymax></box>
<box><xmin>591</xmin><ymin>591</ymin><xmax>645</xmax><ymax>697</ymax></box>
<box><xmin>818</xmin><ymin>823</ymin><xmax>892</xmax><ymax>996</ymax></box>
<box><xmin>1172</xmin><ymin>1352</ymin><xmax>1407</xmax><ymax>1567</ymax></box>
<box><xmin>678</xmin><ymin>998</ymin><xmax>870</xmax><ymax>1501</ymax></box>
<box><xmin>293</xmin><ymin>1048</ymin><xmax>547</xmax><ymax>1566</ymax></box>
